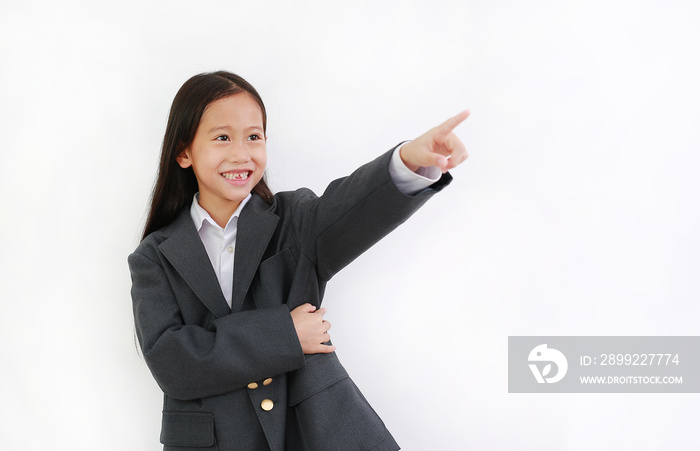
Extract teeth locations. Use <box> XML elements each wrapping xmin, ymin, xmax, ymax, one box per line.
<box><xmin>222</xmin><ymin>171</ymin><xmax>250</xmax><ymax>180</ymax></box>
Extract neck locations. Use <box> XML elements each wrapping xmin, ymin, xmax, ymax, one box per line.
<box><xmin>200</xmin><ymin>197</ymin><xmax>242</xmax><ymax>228</ymax></box>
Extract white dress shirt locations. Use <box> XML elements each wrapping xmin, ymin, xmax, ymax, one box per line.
<box><xmin>190</xmin><ymin>146</ymin><xmax>441</xmax><ymax>307</ymax></box>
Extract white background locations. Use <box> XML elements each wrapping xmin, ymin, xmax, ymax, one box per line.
<box><xmin>1</xmin><ymin>1</ymin><xmax>699</xmax><ymax>450</ymax></box>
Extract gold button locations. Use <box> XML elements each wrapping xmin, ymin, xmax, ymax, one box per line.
<box><xmin>247</xmin><ymin>382</ymin><xmax>258</xmax><ymax>390</ymax></box>
<box><xmin>263</xmin><ymin>378</ymin><xmax>273</xmax><ymax>386</ymax></box>
<box><xmin>261</xmin><ymin>399</ymin><xmax>274</xmax><ymax>411</ymax></box>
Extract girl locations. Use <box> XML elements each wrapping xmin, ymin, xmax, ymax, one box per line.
<box><xmin>129</xmin><ymin>71</ymin><xmax>468</xmax><ymax>451</ymax></box>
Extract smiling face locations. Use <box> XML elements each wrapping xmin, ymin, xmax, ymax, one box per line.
<box><xmin>176</xmin><ymin>92</ymin><xmax>267</xmax><ymax>226</ymax></box>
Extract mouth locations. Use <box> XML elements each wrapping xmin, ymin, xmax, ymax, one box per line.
<box><xmin>221</xmin><ymin>170</ymin><xmax>252</xmax><ymax>181</ymax></box>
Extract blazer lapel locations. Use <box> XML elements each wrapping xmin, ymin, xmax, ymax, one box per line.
<box><xmin>159</xmin><ymin>208</ymin><xmax>231</xmax><ymax>318</ymax></box>
<box><xmin>231</xmin><ymin>196</ymin><xmax>279</xmax><ymax>312</ymax></box>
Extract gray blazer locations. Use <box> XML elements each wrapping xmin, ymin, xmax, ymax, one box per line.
<box><xmin>128</xmin><ymin>148</ymin><xmax>451</xmax><ymax>451</ymax></box>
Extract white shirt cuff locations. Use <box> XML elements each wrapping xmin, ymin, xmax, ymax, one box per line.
<box><xmin>388</xmin><ymin>142</ymin><xmax>442</xmax><ymax>195</ymax></box>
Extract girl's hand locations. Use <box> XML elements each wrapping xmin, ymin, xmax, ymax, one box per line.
<box><xmin>291</xmin><ymin>303</ymin><xmax>336</xmax><ymax>354</ymax></box>
<box><xmin>399</xmin><ymin>110</ymin><xmax>470</xmax><ymax>173</ymax></box>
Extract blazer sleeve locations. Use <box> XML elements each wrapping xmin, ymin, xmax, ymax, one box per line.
<box><xmin>128</xmin><ymin>249</ymin><xmax>305</xmax><ymax>401</ymax></box>
<box><xmin>291</xmin><ymin>146</ymin><xmax>452</xmax><ymax>281</ymax></box>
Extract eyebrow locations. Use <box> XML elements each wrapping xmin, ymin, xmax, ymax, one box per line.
<box><xmin>207</xmin><ymin>125</ymin><xmax>264</xmax><ymax>134</ymax></box>
<box><xmin>208</xmin><ymin>125</ymin><xmax>229</xmax><ymax>134</ymax></box>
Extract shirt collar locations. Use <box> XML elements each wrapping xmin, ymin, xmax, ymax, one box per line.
<box><xmin>190</xmin><ymin>193</ymin><xmax>253</xmax><ymax>232</ymax></box>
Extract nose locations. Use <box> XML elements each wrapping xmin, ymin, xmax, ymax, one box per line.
<box><xmin>227</xmin><ymin>139</ymin><xmax>251</xmax><ymax>163</ymax></box>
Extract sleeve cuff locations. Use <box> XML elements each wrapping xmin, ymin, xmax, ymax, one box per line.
<box><xmin>388</xmin><ymin>142</ymin><xmax>442</xmax><ymax>195</ymax></box>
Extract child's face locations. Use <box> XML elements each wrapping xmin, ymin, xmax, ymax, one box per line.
<box><xmin>177</xmin><ymin>92</ymin><xmax>267</xmax><ymax>218</ymax></box>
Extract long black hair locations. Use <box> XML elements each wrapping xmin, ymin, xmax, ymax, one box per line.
<box><xmin>142</xmin><ymin>71</ymin><xmax>273</xmax><ymax>239</ymax></box>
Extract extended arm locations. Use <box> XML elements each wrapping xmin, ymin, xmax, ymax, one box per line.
<box><xmin>292</xmin><ymin>111</ymin><xmax>470</xmax><ymax>281</ymax></box>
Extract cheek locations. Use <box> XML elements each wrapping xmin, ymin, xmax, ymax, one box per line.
<box><xmin>256</xmin><ymin>149</ymin><xmax>268</xmax><ymax>171</ymax></box>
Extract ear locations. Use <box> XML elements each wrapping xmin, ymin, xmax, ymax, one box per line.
<box><xmin>176</xmin><ymin>148</ymin><xmax>192</xmax><ymax>168</ymax></box>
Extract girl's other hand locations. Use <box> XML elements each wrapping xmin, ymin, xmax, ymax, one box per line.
<box><xmin>291</xmin><ymin>303</ymin><xmax>336</xmax><ymax>354</ymax></box>
<box><xmin>399</xmin><ymin>110</ymin><xmax>470</xmax><ymax>173</ymax></box>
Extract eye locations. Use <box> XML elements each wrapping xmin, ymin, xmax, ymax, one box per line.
<box><xmin>248</xmin><ymin>134</ymin><xmax>262</xmax><ymax>141</ymax></box>
<box><xmin>215</xmin><ymin>135</ymin><xmax>230</xmax><ymax>142</ymax></box>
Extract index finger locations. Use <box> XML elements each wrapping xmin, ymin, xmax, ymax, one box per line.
<box><xmin>435</xmin><ymin>110</ymin><xmax>470</xmax><ymax>136</ymax></box>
